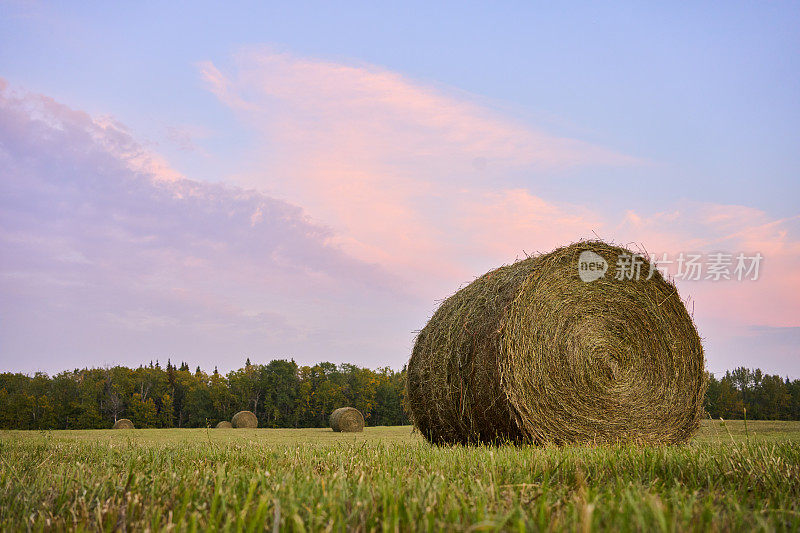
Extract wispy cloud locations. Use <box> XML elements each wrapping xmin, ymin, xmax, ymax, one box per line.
<box><xmin>198</xmin><ymin>49</ymin><xmax>800</xmax><ymax>367</ymax></box>
<box><xmin>199</xmin><ymin>48</ymin><xmax>638</xmax><ymax>289</ymax></box>
<box><xmin>0</xmin><ymin>80</ymin><xmax>407</xmax><ymax>371</ymax></box>
<box><xmin>2</xmin><ymin>44</ymin><xmax>799</xmax><ymax>375</ymax></box>
<box><xmin>619</xmin><ymin>203</ymin><xmax>800</xmax><ymax>329</ymax></box>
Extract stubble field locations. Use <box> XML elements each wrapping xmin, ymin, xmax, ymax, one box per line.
<box><xmin>1</xmin><ymin>420</ymin><xmax>799</xmax><ymax>531</ymax></box>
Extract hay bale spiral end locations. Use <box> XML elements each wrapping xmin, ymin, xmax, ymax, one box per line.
<box><xmin>406</xmin><ymin>240</ymin><xmax>706</xmax><ymax>446</ymax></box>
<box><xmin>231</xmin><ymin>410</ymin><xmax>258</xmax><ymax>428</ymax></box>
<box><xmin>112</xmin><ymin>419</ymin><xmax>134</xmax><ymax>429</ymax></box>
<box><xmin>329</xmin><ymin>407</ymin><xmax>365</xmax><ymax>432</ymax></box>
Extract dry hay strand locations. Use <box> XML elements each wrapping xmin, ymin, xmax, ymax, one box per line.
<box><xmin>112</xmin><ymin>418</ymin><xmax>134</xmax><ymax>429</ymax></box>
<box><xmin>329</xmin><ymin>407</ymin><xmax>365</xmax><ymax>432</ymax></box>
<box><xmin>231</xmin><ymin>410</ymin><xmax>258</xmax><ymax>428</ymax></box>
<box><xmin>215</xmin><ymin>421</ymin><xmax>233</xmax><ymax>429</ymax></box>
<box><xmin>406</xmin><ymin>240</ymin><xmax>706</xmax><ymax>446</ymax></box>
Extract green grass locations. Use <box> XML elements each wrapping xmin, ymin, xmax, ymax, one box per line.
<box><xmin>1</xmin><ymin>420</ymin><xmax>799</xmax><ymax>531</ymax></box>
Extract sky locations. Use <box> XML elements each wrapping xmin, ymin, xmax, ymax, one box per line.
<box><xmin>1</xmin><ymin>2</ymin><xmax>798</xmax><ymax>376</ymax></box>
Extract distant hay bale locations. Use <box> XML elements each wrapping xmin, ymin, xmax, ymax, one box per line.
<box><xmin>112</xmin><ymin>418</ymin><xmax>134</xmax><ymax>429</ymax></box>
<box><xmin>329</xmin><ymin>407</ymin><xmax>365</xmax><ymax>432</ymax></box>
<box><xmin>215</xmin><ymin>421</ymin><xmax>233</xmax><ymax>429</ymax></box>
<box><xmin>231</xmin><ymin>410</ymin><xmax>258</xmax><ymax>428</ymax></box>
<box><xmin>406</xmin><ymin>241</ymin><xmax>706</xmax><ymax>446</ymax></box>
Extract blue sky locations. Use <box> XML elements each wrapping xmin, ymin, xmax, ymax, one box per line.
<box><xmin>3</xmin><ymin>2</ymin><xmax>798</xmax><ymax>211</ymax></box>
<box><xmin>1</xmin><ymin>2</ymin><xmax>799</xmax><ymax>375</ymax></box>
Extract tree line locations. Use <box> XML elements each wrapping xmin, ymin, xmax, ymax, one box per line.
<box><xmin>705</xmin><ymin>367</ymin><xmax>800</xmax><ymax>420</ymax></box>
<box><xmin>0</xmin><ymin>359</ymin><xmax>408</xmax><ymax>430</ymax></box>
<box><xmin>1</xmin><ymin>363</ymin><xmax>799</xmax><ymax>430</ymax></box>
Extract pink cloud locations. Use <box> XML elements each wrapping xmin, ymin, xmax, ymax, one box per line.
<box><xmin>199</xmin><ymin>48</ymin><xmax>638</xmax><ymax>292</ymax></box>
<box><xmin>198</xmin><ymin>50</ymin><xmax>800</xmax><ymax>358</ymax></box>
<box><xmin>0</xmin><ymin>80</ymin><xmax>413</xmax><ymax>372</ymax></box>
<box><xmin>5</xmin><ymin>44</ymin><xmax>799</xmax><ymax>377</ymax></box>
<box><xmin>618</xmin><ymin>203</ymin><xmax>800</xmax><ymax>329</ymax></box>
<box><xmin>454</xmin><ymin>189</ymin><xmax>602</xmax><ymax>261</ymax></box>
<box><xmin>201</xmin><ymin>51</ymin><xmax>634</xmax><ymax>169</ymax></box>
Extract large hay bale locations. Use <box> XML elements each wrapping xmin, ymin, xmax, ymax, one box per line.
<box><xmin>112</xmin><ymin>418</ymin><xmax>134</xmax><ymax>429</ymax></box>
<box><xmin>407</xmin><ymin>241</ymin><xmax>706</xmax><ymax>445</ymax></box>
<box><xmin>231</xmin><ymin>410</ymin><xmax>258</xmax><ymax>428</ymax></box>
<box><xmin>215</xmin><ymin>421</ymin><xmax>233</xmax><ymax>429</ymax></box>
<box><xmin>329</xmin><ymin>407</ymin><xmax>365</xmax><ymax>432</ymax></box>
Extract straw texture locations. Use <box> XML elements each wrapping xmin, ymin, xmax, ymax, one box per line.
<box><xmin>329</xmin><ymin>407</ymin><xmax>365</xmax><ymax>432</ymax></box>
<box><xmin>231</xmin><ymin>410</ymin><xmax>258</xmax><ymax>428</ymax></box>
<box><xmin>406</xmin><ymin>241</ymin><xmax>706</xmax><ymax>445</ymax></box>
<box><xmin>112</xmin><ymin>418</ymin><xmax>134</xmax><ymax>429</ymax></box>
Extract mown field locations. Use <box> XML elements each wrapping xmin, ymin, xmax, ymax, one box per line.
<box><xmin>1</xmin><ymin>420</ymin><xmax>799</xmax><ymax>531</ymax></box>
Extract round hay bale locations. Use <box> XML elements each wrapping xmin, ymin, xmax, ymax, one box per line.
<box><xmin>407</xmin><ymin>241</ymin><xmax>706</xmax><ymax>446</ymax></box>
<box><xmin>112</xmin><ymin>418</ymin><xmax>134</xmax><ymax>429</ymax></box>
<box><xmin>329</xmin><ymin>407</ymin><xmax>365</xmax><ymax>432</ymax></box>
<box><xmin>215</xmin><ymin>421</ymin><xmax>233</xmax><ymax>429</ymax></box>
<box><xmin>231</xmin><ymin>410</ymin><xmax>258</xmax><ymax>428</ymax></box>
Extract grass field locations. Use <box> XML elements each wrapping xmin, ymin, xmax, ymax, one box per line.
<box><xmin>1</xmin><ymin>420</ymin><xmax>799</xmax><ymax>531</ymax></box>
